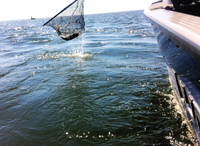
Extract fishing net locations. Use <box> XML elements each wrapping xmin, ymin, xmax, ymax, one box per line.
<box><xmin>43</xmin><ymin>0</ymin><xmax>85</xmax><ymax>41</ymax></box>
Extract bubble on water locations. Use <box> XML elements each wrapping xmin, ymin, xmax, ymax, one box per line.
<box><xmin>72</xmin><ymin>85</ymin><xmax>76</xmax><ymax>88</ymax></box>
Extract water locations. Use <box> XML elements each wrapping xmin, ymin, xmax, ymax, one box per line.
<box><xmin>0</xmin><ymin>10</ymin><xmax>195</xmax><ymax>145</ymax></box>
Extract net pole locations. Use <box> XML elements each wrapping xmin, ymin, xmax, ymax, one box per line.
<box><xmin>43</xmin><ymin>0</ymin><xmax>78</xmax><ymax>26</ymax></box>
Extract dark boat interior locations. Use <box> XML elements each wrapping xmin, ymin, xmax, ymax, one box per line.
<box><xmin>159</xmin><ymin>0</ymin><xmax>200</xmax><ymax>16</ymax></box>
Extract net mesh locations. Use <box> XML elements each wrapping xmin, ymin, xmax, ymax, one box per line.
<box><xmin>43</xmin><ymin>0</ymin><xmax>85</xmax><ymax>41</ymax></box>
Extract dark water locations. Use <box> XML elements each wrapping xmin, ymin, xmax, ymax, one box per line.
<box><xmin>0</xmin><ymin>10</ymin><xmax>195</xmax><ymax>146</ymax></box>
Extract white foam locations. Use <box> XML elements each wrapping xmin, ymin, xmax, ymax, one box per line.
<box><xmin>66</xmin><ymin>50</ymin><xmax>92</xmax><ymax>59</ymax></box>
<box><xmin>36</xmin><ymin>50</ymin><xmax>92</xmax><ymax>60</ymax></box>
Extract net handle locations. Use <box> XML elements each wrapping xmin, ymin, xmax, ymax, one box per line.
<box><xmin>43</xmin><ymin>0</ymin><xmax>78</xmax><ymax>26</ymax></box>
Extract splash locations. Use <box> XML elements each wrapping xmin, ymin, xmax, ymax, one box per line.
<box><xmin>36</xmin><ymin>33</ymin><xmax>92</xmax><ymax>60</ymax></box>
<box><xmin>36</xmin><ymin>50</ymin><xmax>92</xmax><ymax>60</ymax></box>
<box><xmin>65</xmin><ymin>50</ymin><xmax>92</xmax><ymax>59</ymax></box>
<box><xmin>64</xmin><ymin>34</ymin><xmax>92</xmax><ymax>59</ymax></box>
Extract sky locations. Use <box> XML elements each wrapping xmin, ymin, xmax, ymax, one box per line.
<box><xmin>0</xmin><ymin>0</ymin><xmax>155</xmax><ymax>21</ymax></box>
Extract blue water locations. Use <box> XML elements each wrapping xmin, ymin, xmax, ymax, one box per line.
<box><xmin>0</xmin><ymin>10</ymin><xmax>195</xmax><ymax>145</ymax></box>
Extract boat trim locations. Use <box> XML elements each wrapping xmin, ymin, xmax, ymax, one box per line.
<box><xmin>144</xmin><ymin>8</ymin><xmax>200</xmax><ymax>64</ymax></box>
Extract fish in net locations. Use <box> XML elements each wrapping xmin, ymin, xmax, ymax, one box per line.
<box><xmin>43</xmin><ymin>0</ymin><xmax>85</xmax><ymax>41</ymax></box>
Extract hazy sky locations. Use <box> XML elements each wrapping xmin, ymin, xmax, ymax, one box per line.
<box><xmin>0</xmin><ymin>0</ymin><xmax>155</xmax><ymax>21</ymax></box>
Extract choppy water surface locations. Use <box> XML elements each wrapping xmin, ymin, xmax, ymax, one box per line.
<box><xmin>0</xmin><ymin>11</ymin><xmax>195</xmax><ymax>145</ymax></box>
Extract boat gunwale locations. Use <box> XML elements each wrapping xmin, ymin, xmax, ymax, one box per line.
<box><xmin>144</xmin><ymin>7</ymin><xmax>200</xmax><ymax>64</ymax></box>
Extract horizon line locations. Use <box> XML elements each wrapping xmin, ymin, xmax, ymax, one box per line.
<box><xmin>0</xmin><ymin>9</ymin><xmax>144</xmax><ymax>22</ymax></box>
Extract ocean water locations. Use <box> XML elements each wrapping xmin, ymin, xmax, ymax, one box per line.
<box><xmin>0</xmin><ymin>10</ymin><xmax>195</xmax><ymax>145</ymax></box>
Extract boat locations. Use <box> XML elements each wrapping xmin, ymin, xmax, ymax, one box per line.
<box><xmin>144</xmin><ymin>0</ymin><xmax>200</xmax><ymax>144</ymax></box>
<box><xmin>31</xmin><ymin>16</ymin><xmax>36</xmax><ymax>20</ymax></box>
